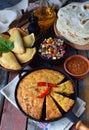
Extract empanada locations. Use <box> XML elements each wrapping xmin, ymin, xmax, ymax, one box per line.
<box><xmin>15</xmin><ymin>47</ymin><xmax>36</xmax><ymax>63</ymax></box>
<box><xmin>23</xmin><ymin>33</ymin><xmax>35</xmax><ymax>47</ymax></box>
<box><xmin>16</xmin><ymin>28</ymin><xmax>28</xmax><ymax>37</ymax></box>
<box><xmin>0</xmin><ymin>51</ymin><xmax>21</xmax><ymax>70</ymax></box>
<box><xmin>9</xmin><ymin>28</ymin><xmax>25</xmax><ymax>54</ymax></box>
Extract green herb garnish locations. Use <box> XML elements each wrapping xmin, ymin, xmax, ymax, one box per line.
<box><xmin>0</xmin><ymin>37</ymin><xmax>14</xmax><ymax>53</ymax></box>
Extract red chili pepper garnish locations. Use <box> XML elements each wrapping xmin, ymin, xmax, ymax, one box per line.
<box><xmin>37</xmin><ymin>82</ymin><xmax>47</xmax><ymax>86</ymax></box>
<box><xmin>37</xmin><ymin>87</ymin><xmax>51</xmax><ymax>98</ymax></box>
<box><xmin>37</xmin><ymin>82</ymin><xmax>58</xmax><ymax>88</ymax></box>
<box><xmin>36</xmin><ymin>82</ymin><xmax>58</xmax><ymax>98</ymax></box>
<box><xmin>48</xmin><ymin>83</ymin><xmax>58</xmax><ymax>88</ymax></box>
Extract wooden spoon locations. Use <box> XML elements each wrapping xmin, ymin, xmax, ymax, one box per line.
<box><xmin>76</xmin><ymin>120</ymin><xmax>89</xmax><ymax>130</ymax></box>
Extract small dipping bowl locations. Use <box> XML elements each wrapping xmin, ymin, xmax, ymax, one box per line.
<box><xmin>64</xmin><ymin>55</ymin><xmax>89</xmax><ymax>79</ymax></box>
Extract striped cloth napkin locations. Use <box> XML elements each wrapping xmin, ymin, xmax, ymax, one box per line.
<box><xmin>0</xmin><ymin>0</ymin><xmax>28</xmax><ymax>33</ymax></box>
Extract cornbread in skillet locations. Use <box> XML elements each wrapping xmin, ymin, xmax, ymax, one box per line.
<box><xmin>17</xmin><ymin>85</ymin><xmax>47</xmax><ymax>119</ymax></box>
<box><xmin>16</xmin><ymin>69</ymin><xmax>75</xmax><ymax>121</ymax></box>
<box><xmin>51</xmin><ymin>92</ymin><xmax>74</xmax><ymax>112</ymax></box>
<box><xmin>52</xmin><ymin>80</ymin><xmax>74</xmax><ymax>94</ymax></box>
<box><xmin>46</xmin><ymin>95</ymin><xmax>62</xmax><ymax>120</ymax></box>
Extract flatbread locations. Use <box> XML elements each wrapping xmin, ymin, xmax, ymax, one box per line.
<box><xmin>56</xmin><ymin>1</ymin><xmax>89</xmax><ymax>45</ymax></box>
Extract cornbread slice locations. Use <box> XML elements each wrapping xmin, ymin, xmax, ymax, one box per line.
<box><xmin>17</xmin><ymin>85</ymin><xmax>46</xmax><ymax>119</ymax></box>
<box><xmin>20</xmin><ymin>69</ymin><xmax>65</xmax><ymax>86</ymax></box>
<box><xmin>46</xmin><ymin>95</ymin><xmax>62</xmax><ymax>120</ymax></box>
<box><xmin>52</xmin><ymin>80</ymin><xmax>74</xmax><ymax>94</ymax></box>
<box><xmin>51</xmin><ymin>92</ymin><xmax>74</xmax><ymax>112</ymax></box>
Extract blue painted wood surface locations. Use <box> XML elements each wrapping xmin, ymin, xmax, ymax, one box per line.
<box><xmin>0</xmin><ymin>0</ymin><xmax>89</xmax><ymax>129</ymax></box>
<box><xmin>0</xmin><ymin>0</ymin><xmax>21</xmax><ymax>9</ymax></box>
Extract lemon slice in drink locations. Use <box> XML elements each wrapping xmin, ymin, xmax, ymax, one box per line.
<box><xmin>23</xmin><ymin>33</ymin><xmax>35</xmax><ymax>48</ymax></box>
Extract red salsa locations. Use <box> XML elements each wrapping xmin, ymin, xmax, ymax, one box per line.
<box><xmin>66</xmin><ymin>57</ymin><xmax>88</xmax><ymax>75</ymax></box>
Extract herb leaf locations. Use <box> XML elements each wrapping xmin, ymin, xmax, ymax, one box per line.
<box><xmin>5</xmin><ymin>40</ymin><xmax>14</xmax><ymax>50</ymax></box>
<box><xmin>0</xmin><ymin>37</ymin><xmax>14</xmax><ymax>53</ymax></box>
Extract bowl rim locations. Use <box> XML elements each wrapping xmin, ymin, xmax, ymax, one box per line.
<box><xmin>64</xmin><ymin>54</ymin><xmax>89</xmax><ymax>77</ymax></box>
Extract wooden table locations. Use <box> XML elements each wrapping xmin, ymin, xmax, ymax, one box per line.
<box><xmin>0</xmin><ymin>27</ymin><xmax>89</xmax><ymax>130</ymax></box>
<box><xmin>0</xmin><ymin>0</ymin><xmax>89</xmax><ymax>129</ymax></box>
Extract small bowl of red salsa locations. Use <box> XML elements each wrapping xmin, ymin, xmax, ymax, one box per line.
<box><xmin>64</xmin><ymin>55</ymin><xmax>89</xmax><ymax>79</ymax></box>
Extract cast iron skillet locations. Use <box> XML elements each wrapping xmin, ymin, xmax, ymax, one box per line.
<box><xmin>15</xmin><ymin>67</ymin><xmax>89</xmax><ymax>130</ymax></box>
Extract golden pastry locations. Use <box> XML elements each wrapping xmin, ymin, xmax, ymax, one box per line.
<box><xmin>9</xmin><ymin>28</ymin><xmax>25</xmax><ymax>54</ymax></box>
<box><xmin>15</xmin><ymin>47</ymin><xmax>36</xmax><ymax>63</ymax></box>
<box><xmin>23</xmin><ymin>33</ymin><xmax>35</xmax><ymax>47</ymax></box>
<box><xmin>0</xmin><ymin>51</ymin><xmax>21</xmax><ymax>70</ymax></box>
<box><xmin>52</xmin><ymin>80</ymin><xmax>74</xmax><ymax>94</ymax></box>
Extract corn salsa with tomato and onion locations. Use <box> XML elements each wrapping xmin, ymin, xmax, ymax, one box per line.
<box><xmin>39</xmin><ymin>37</ymin><xmax>66</xmax><ymax>60</ymax></box>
